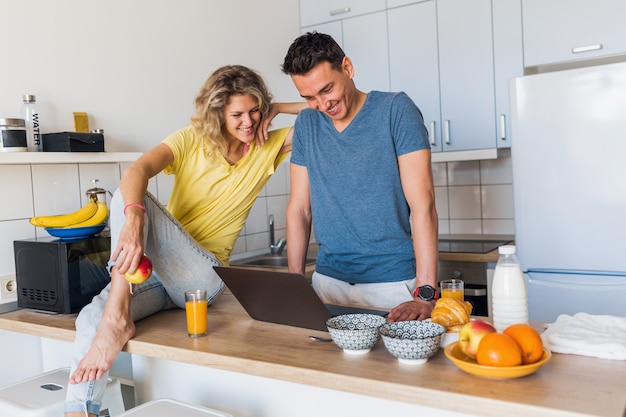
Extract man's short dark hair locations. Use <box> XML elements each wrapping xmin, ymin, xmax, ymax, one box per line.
<box><xmin>282</xmin><ymin>32</ymin><xmax>346</xmax><ymax>75</ymax></box>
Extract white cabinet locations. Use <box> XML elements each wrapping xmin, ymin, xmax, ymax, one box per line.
<box><xmin>438</xmin><ymin>0</ymin><xmax>495</xmax><ymax>152</ymax></box>
<box><xmin>390</xmin><ymin>0</ymin><xmax>501</xmax><ymax>153</ymax></box>
<box><xmin>387</xmin><ymin>0</ymin><xmax>425</xmax><ymax>7</ymax></box>
<box><xmin>522</xmin><ymin>0</ymin><xmax>626</xmax><ymax>68</ymax></box>
<box><xmin>299</xmin><ymin>0</ymin><xmax>386</xmax><ymax>27</ymax></box>
<box><xmin>492</xmin><ymin>0</ymin><xmax>523</xmax><ymax>148</ymax></box>
<box><xmin>388</xmin><ymin>1</ymin><xmax>441</xmax><ymax>149</ymax></box>
<box><xmin>341</xmin><ymin>12</ymin><xmax>389</xmax><ymax>93</ymax></box>
<box><xmin>303</xmin><ymin>12</ymin><xmax>389</xmax><ymax>93</ymax></box>
<box><xmin>302</xmin><ymin>0</ymin><xmax>524</xmax><ymax>155</ymax></box>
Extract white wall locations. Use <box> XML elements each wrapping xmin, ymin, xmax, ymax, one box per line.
<box><xmin>0</xmin><ymin>0</ymin><xmax>300</xmax><ymax>387</ymax></box>
<box><xmin>0</xmin><ymin>0</ymin><xmax>300</xmax><ymax>271</ymax></box>
<box><xmin>0</xmin><ymin>0</ymin><xmax>302</xmax><ymax>152</ymax></box>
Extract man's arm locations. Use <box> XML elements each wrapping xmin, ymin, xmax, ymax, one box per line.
<box><xmin>287</xmin><ymin>163</ymin><xmax>313</xmax><ymax>275</ymax></box>
<box><xmin>387</xmin><ymin>148</ymin><xmax>439</xmax><ymax>321</ymax></box>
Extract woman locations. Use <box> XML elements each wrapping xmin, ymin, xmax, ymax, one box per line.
<box><xmin>65</xmin><ymin>65</ymin><xmax>305</xmax><ymax>417</ymax></box>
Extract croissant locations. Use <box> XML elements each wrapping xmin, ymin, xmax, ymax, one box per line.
<box><xmin>430</xmin><ymin>297</ymin><xmax>473</xmax><ymax>331</ymax></box>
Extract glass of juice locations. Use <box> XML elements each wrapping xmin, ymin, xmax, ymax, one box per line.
<box><xmin>185</xmin><ymin>289</ymin><xmax>208</xmax><ymax>337</ymax></box>
<box><xmin>440</xmin><ymin>279</ymin><xmax>464</xmax><ymax>301</ymax></box>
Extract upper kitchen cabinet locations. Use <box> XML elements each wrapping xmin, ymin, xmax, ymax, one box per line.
<box><xmin>341</xmin><ymin>12</ymin><xmax>389</xmax><ymax>93</ymax></box>
<box><xmin>390</xmin><ymin>0</ymin><xmax>499</xmax><ymax>153</ymax></box>
<box><xmin>492</xmin><ymin>0</ymin><xmax>523</xmax><ymax>148</ymax></box>
<box><xmin>299</xmin><ymin>0</ymin><xmax>386</xmax><ymax>27</ymax></box>
<box><xmin>388</xmin><ymin>1</ymin><xmax>441</xmax><ymax>150</ymax></box>
<box><xmin>522</xmin><ymin>0</ymin><xmax>626</xmax><ymax>68</ymax></box>
<box><xmin>437</xmin><ymin>0</ymin><xmax>496</xmax><ymax>152</ymax></box>
<box><xmin>302</xmin><ymin>11</ymin><xmax>390</xmax><ymax>93</ymax></box>
<box><xmin>302</xmin><ymin>0</ymin><xmax>523</xmax><ymax>157</ymax></box>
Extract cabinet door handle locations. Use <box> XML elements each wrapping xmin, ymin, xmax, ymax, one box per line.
<box><xmin>329</xmin><ymin>7</ymin><xmax>351</xmax><ymax>16</ymax></box>
<box><xmin>429</xmin><ymin>121</ymin><xmax>436</xmax><ymax>146</ymax></box>
<box><xmin>499</xmin><ymin>114</ymin><xmax>507</xmax><ymax>140</ymax></box>
<box><xmin>572</xmin><ymin>44</ymin><xmax>603</xmax><ymax>54</ymax></box>
<box><xmin>444</xmin><ymin>120</ymin><xmax>451</xmax><ymax>145</ymax></box>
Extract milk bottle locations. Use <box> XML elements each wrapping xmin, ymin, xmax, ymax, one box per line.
<box><xmin>491</xmin><ymin>245</ymin><xmax>528</xmax><ymax>332</ymax></box>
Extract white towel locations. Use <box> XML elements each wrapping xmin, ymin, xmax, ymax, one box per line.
<box><xmin>541</xmin><ymin>313</ymin><xmax>626</xmax><ymax>360</ymax></box>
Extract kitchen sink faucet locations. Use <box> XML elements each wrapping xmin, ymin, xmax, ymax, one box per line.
<box><xmin>268</xmin><ymin>214</ymin><xmax>286</xmax><ymax>255</ymax></box>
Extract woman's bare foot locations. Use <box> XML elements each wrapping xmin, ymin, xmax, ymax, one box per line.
<box><xmin>69</xmin><ymin>270</ymin><xmax>136</xmax><ymax>384</ymax></box>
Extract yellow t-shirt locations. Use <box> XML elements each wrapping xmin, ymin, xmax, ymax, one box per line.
<box><xmin>162</xmin><ymin>125</ymin><xmax>290</xmax><ymax>266</ymax></box>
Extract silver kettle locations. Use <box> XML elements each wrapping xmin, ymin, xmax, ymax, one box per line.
<box><xmin>85</xmin><ymin>179</ymin><xmax>112</xmax><ymax>204</ymax></box>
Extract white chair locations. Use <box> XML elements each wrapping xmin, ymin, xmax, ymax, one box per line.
<box><xmin>118</xmin><ymin>398</ymin><xmax>233</xmax><ymax>417</ymax></box>
<box><xmin>0</xmin><ymin>367</ymin><xmax>125</xmax><ymax>417</ymax></box>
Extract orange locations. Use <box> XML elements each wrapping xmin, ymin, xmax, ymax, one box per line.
<box><xmin>503</xmin><ymin>323</ymin><xmax>544</xmax><ymax>365</ymax></box>
<box><xmin>476</xmin><ymin>333</ymin><xmax>522</xmax><ymax>367</ymax></box>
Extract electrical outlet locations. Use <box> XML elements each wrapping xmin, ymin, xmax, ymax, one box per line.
<box><xmin>0</xmin><ymin>275</ymin><xmax>17</xmax><ymax>300</ymax></box>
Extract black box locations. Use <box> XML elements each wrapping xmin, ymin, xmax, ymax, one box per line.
<box><xmin>14</xmin><ymin>235</ymin><xmax>111</xmax><ymax>313</ymax></box>
<box><xmin>42</xmin><ymin>131</ymin><xmax>105</xmax><ymax>152</ymax></box>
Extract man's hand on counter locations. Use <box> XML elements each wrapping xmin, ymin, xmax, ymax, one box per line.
<box><xmin>386</xmin><ymin>299</ymin><xmax>435</xmax><ymax>322</ymax></box>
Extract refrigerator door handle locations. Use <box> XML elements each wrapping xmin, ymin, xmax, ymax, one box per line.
<box><xmin>571</xmin><ymin>44</ymin><xmax>603</xmax><ymax>54</ymax></box>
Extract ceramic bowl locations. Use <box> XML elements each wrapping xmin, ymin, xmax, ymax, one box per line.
<box><xmin>326</xmin><ymin>314</ymin><xmax>387</xmax><ymax>354</ymax></box>
<box><xmin>379</xmin><ymin>320</ymin><xmax>446</xmax><ymax>365</ymax></box>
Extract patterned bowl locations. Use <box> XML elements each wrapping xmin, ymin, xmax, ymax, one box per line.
<box><xmin>379</xmin><ymin>320</ymin><xmax>446</xmax><ymax>365</ymax></box>
<box><xmin>326</xmin><ymin>314</ymin><xmax>387</xmax><ymax>354</ymax></box>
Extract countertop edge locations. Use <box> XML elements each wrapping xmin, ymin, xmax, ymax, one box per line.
<box><xmin>2</xmin><ymin>304</ymin><xmax>623</xmax><ymax>417</ymax></box>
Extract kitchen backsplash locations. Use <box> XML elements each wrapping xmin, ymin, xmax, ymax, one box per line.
<box><xmin>0</xmin><ymin>154</ymin><xmax>513</xmax><ymax>278</ymax></box>
<box><xmin>434</xmin><ymin>155</ymin><xmax>514</xmax><ymax>236</ymax></box>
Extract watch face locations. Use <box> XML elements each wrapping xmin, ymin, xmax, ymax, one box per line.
<box><xmin>419</xmin><ymin>285</ymin><xmax>436</xmax><ymax>300</ymax></box>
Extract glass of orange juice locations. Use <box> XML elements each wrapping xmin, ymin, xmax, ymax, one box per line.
<box><xmin>440</xmin><ymin>279</ymin><xmax>464</xmax><ymax>301</ymax></box>
<box><xmin>185</xmin><ymin>290</ymin><xmax>208</xmax><ymax>337</ymax></box>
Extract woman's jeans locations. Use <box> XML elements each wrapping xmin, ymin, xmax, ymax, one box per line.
<box><xmin>65</xmin><ymin>189</ymin><xmax>224</xmax><ymax>415</ymax></box>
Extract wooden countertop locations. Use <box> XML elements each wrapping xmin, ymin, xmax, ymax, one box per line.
<box><xmin>1</xmin><ymin>293</ymin><xmax>625</xmax><ymax>417</ymax></box>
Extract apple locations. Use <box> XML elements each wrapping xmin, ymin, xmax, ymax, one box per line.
<box><xmin>124</xmin><ymin>255</ymin><xmax>153</xmax><ymax>284</ymax></box>
<box><xmin>458</xmin><ymin>320</ymin><xmax>497</xmax><ymax>360</ymax></box>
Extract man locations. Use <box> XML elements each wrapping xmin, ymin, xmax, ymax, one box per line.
<box><xmin>282</xmin><ymin>32</ymin><xmax>439</xmax><ymax>321</ymax></box>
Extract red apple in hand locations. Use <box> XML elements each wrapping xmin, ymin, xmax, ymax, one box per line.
<box><xmin>458</xmin><ymin>320</ymin><xmax>497</xmax><ymax>360</ymax></box>
<box><xmin>124</xmin><ymin>255</ymin><xmax>153</xmax><ymax>284</ymax></box>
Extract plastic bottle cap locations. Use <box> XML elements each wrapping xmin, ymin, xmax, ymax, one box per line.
<box><xmin>498</xmin><ymin>245</ymin><xmax>516</xmax><ymax>255</ymax></box>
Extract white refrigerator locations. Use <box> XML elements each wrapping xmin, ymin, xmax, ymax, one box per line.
<box><xmin>510</xmin><ymin>61</ymin><xmax>626</xmax><ymax>323</ymax></box>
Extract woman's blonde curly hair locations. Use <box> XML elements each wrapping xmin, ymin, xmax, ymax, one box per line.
<box><xmin>191</xmin><ymin>65</ymin><xmax>273</xmax><ymax>155</ymax></box>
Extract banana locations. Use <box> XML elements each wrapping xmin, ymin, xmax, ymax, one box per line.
<box><xmin>61</xmin><ymin>201</ymin><xmax>109</xmax><ymax>228</ymax></box>
<box><xmin>30</xmin><ymin>199</ymin><xmax>99</xmax><ymax>228</ymax></box>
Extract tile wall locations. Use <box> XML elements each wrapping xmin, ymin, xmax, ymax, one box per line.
<box><xmin>0</xmin><ymin>154</ymin><xmax>514</xmax><ymax>280</ymax></box>
<box><xmin>434</xmin><ymin>155</ymin><xmax>515</xmax><ymax>236</ymax></box>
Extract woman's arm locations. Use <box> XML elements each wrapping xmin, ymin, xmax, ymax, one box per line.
<box><xmin>256</xmin><ymin>101</ymin><xmax>307</xmax><ymax>147</ymax></box>
<box><xmin>112</xmin><ymin>143</ymin><xmax>174</xmax><ymax>275</ymax></box>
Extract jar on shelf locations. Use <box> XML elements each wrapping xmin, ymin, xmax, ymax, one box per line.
<box><xmin>0</xmin><ymin>118</ymin><xmax>28</xmax><ymax>152</ymax></box>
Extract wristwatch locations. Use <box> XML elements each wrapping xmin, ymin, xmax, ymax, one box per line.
<box><xmin>413</xmin><ymin>285</ymin><xmax>439</xmax><ymax>301</ymax></box>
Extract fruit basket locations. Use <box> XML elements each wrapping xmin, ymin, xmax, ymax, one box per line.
<box><xmin>444</xmin><ymin>342</ymin><xmax>551</xmax><ymax>379</ymax></box>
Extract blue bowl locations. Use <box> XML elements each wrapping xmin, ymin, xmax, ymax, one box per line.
<box><xmin>45</xmin><ymin>224</ymin><xmax>106</xmax><ymax>240</ymax></box>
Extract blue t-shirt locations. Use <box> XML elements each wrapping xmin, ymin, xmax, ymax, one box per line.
<box><xmin>291</xmin><ymin>91</ymin><xmax>430</xmax><ymax>283</ymax></box>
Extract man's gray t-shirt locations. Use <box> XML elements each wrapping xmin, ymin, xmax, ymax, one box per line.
<box><xmin>291</xmin><ymin>91</ymin><xmax>430</xmax><ymax>284</ymax></box>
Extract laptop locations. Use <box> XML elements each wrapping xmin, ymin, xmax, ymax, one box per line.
<box><xmin>214</xmin><ymin>267</ymin><xmax>388</xmax><ymax>331</ymax></box>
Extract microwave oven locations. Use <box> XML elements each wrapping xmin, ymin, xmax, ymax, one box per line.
<box><xmin>14</xmin><ymin>234</ymin><xmax>111</xmax><ymax>314</ymax></box>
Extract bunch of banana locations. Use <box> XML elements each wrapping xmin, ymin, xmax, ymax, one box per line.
<box><xmin>30</xmin><ymin>196</ymin><xmax>109</xmax><ymax>229</ymax></box>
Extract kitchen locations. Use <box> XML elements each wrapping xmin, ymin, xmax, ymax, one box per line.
<box><xmin>1</xmin><ymin>1</ymin><xmax>626</xmax><ymax>416</ymax></box>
